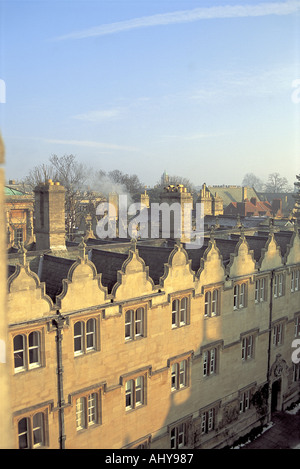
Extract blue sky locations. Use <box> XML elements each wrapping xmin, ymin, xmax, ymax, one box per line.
<box><xmin>0</xmin><ymin>0</ymin><xmax>299</xmax><ymax>188</ymax></box>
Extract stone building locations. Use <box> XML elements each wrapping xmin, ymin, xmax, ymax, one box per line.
<box><xmin>5</xmin><ymin>185</ymin><xmax>34</xmax><ymax>248</ymax></box>
<box><xmin>197</xmin><ymin>183</ymin><xmax>223</xmax><ymax>216</ymax></box>
<box><xmin>3</xmin><ymin>179</ymin><xmax>300</xmax><ymax>450</ymax></box>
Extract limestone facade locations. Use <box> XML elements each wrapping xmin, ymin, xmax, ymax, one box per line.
<box><xmin>6</xmin><ymin>220</ymin><xmax>300</xmax><ymax>449</ymax></box>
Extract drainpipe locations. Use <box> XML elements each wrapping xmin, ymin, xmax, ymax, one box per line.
<box><xmin>52</xmin><ymin>311</ymin><xmax>66</xmax><ymax>449</ymax></box>
<box><xmin>266</xmin><ymin>269</ymin><xmax>274</xmax><ymax>422</ymax></box>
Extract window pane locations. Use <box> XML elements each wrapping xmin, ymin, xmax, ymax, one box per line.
<box><xmin>86</xmin><ymin>318</ymin><xmax>96</xmax><ymax>350</ymax></box>
<box><xmin>135</xmin><ymin>376</ymin><xmax>143</xmax><ymax>406</ymax></box>
<box><xmin>74</xmin><ymin>322</ymin><xmax>83</xmax><ymax>354</ymax></box>
<box><xmin>234</xmin><ymin>285</ymin><xmax>238</xmax><ymax>308</ymax></box>
<box><xmin>76</xmin><ymin>397</ymin><xmax>85</xmax><ymax>429</ymax></box>
<box><xmin>212</xmin><ymin>290</ymin><xmax>218</xmax><ymax>315</ymax></box>
<box><xmin>178</xmin><ymin>423</ymin><xmax>185</xmax><ymax>448</ymax></box>
<box><xmin>172</xmin><ymin>300</ymin><xmax>179</xmax><ymax>326</ymax></box>
<box><xmin>125</xmin><ymin>310</ymin><xmax>133</xmax><ymax>339</ymax></box>
<box><xmin>125</xmin><ymin>380</ymin><xmax>133</xmax><ymax>409</ymax></box>
<box><xmin>88</xmin><ymin>393</ymin><xmax>97</xmax><ymax>424</ymax></box>
<box><xmin>179</xmin><ymin>360</ymin><xmax>186</xmax><ymax>387</ymax></box>
<box><xmin>170</xmin><ymin>428</ymin><xmax>176</xmax><ymax>449</ymax></box>
<box><xmin>18</xmin><ymin>418</ymin><xmax>29</xmax><ymax>449</ymax></box>
<box><xmin>203</xmin><ymin>351</ymin><xmax>208</xmax><ymax>376</ymax></box>
<box><xmin>255</xmin><ymin>280</ymin><xmax>259</xmax><ymax>302</ymax></box>
<box><xmin>171</xmin><ymin>364</ymin><xmax>177</xmax><ymax>389</ymax></box>
<box><xmin>205</xmin><ymin>291</ymin><xmax>211</xmax><ymax>316</ymax></box>
<box><xmin>33</xmin><ymin>413</ymin><xmax>44</xmax><ymax>447</ymax></box>
<box><xmin>180</xmin><ymin>297</ymin><xmax>187</xmax><ymax>324</ymax></box>
<box><xmin>28</xmin><ymin>331</ymin><xmax>40</xmax><ymax>367</ymax></box>
<box><xmin>135</xmin><ymin>308</ymin><xmax>144</xmax><ymax>337</ymax></box>
<box><xmin>14</xmin><ymin>335</ymin><xmax>25</xmax><ymax>369</ymax></box>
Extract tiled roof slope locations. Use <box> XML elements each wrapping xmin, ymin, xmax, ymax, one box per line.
<box><xmin>40</xmin><ymin>254</ymin><xmax>75</xmax><ymax>300</ymax></box>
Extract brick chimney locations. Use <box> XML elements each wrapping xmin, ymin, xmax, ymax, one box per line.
<box><xmin>34</xmin><ymin>180</ymin><xmax>66</xmax><ymax>251</ymax></box>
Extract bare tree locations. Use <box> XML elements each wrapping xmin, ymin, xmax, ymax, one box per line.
<box><xmin>23</xmin><ymin>163</ymin><xmax>58</xmax><ymax>190</ymax></box>
<box><xmin>23</xmin><ymin>155</ymin><xmax>90</xmax><ymax>240</ymax></box>
<box><xmin>241</xmin><ymin>173</ymin><xmax>264</xmax><ymax>191</ymax></box>
<box><xmin>264</xmin><ymin>172</ymin><xmax>292</xmax><ymax>193</ymax></box>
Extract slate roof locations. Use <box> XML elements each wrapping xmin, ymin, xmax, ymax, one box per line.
<box><xmin>39</xmin><ymin>254</ymin><xmax>75</xmax><ymax>300</ymax></box>
<box><xmin>207</xmin><ymin>186</ymin><xmax>260</xmax><ymax>207</ymax></box>
<box><xmin>224</xmin><ymin>199</ymin><xmax>273</xmax><ymax>216</ymax></box>
<box><xmin>90</xmin><ymin>248</ymin><xmax>128</xmax><ymax>293</ymax></box>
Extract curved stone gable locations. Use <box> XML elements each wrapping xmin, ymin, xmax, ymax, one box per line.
<box><xmin>56</xmin><ymin>256</ymin><xmax>108</xmax><ymax>312</ymax></box>
<box><xmin>258</xmin><ymin>232</ymin><xmax>283</xmax><ymax>271</ymax></box>
<box><xmin>226</xmin><ymin>234</ymin><xmax>256</xmax><ymax>278</ymax></box>
<box><xmin>197</xmin><ymin>238</ymin><xmax>225</xmax><ymax>288</ymax></box>
<box><xmin>160</xmin><ymin>243</ymin><xmax>195</xmax><ymax>292</ymax></box>
<box><xmin>112</xmin><ymin>243</ymin><xmax>154</xmax><ymax>301</ymax></box>
<box><xmin>7</xmin><ymin>263</ymin><xmax>53</xmax><ymax>322</ymax></box>
<box><xmin>285</xmin><ymin>225</ymin><xmax>300</xmax><ymax>265</ymax></box>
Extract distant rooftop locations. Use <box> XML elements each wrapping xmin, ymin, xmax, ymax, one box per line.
<box><xmin>5</xmin><ymin>186</ymin><xmax>27</xmax><ymax>196</ymax></box>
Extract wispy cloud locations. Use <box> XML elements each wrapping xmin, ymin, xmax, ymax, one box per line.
<box><xmin>43</xmin><ymin>138</ymin><xmax>138</xmax><ymax>152</ymax></box>
<box><xmin>188</xmin><ymin>64</ymin><xmax>299</xmax><ymax>102</ymax></box>
<box><xmin>71</xmin><ymin>108</ymin><xmax>123</xmax><ymax>122</ymax></box>
<box><xmin>161</xmin><ymin>132</ymin><xmax>227</xmax><ymax>141</ymax></box>
<box><xmin>54</xmin><ymin>1</ymin><xmax>300</xmax><ymax>41</ymax></box>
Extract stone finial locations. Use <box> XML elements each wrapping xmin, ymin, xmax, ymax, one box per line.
<box><xmin>269</xmin><ymin>217</ymin><xmax>275</xmax><ymax>234</ymax></box>
<box><xmin>210</xmin><ymin>225</ymin><xmax>215</xmax><ymax>242</ymax></box>
<box><xmin>240</xmin><ymin>224</ymin><xmax>245</xmax><ymax>240</ymax></box>
<box><xmin>235</xmin><ymin>214</ymin><xmax>241</xmax><ymax>228</ymax></box>
<box><xmin>18</xmin><ymin>241</ymin><xmax>27</xmax><ymax>266</ymax></box>
<box><xmin>78</xmin><ymin>237</ymin><xmax>86</xmax><ymax>259</ymax></box>
<box><xmin>130</xmin><ymin>237</ymin><xmax>137</xmax><ymax>252</ymax></box>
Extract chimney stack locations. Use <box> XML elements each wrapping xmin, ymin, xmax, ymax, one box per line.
<box><xmin>34</xmin><ymin>180</ymin><xmax>66</xmax><ymax>251</ymax></box>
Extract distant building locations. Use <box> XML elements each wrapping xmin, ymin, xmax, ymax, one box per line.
<box><xmin>292</xmin><ymin>174</ymin><xmax>300</xmax><ymax>220</ymax></box>
<box><xmin>208</xmin><ymin>185</ymin><xmax>260</xmax><ymax>208</ymax></box>
<box><xmin>259</xmin><ymin>192</ymin><xmax>294</xmax><ymax>218</ymax></box>
<box><xmin>224</xmin><ymin>196</ymin><xmax>276</xmax><ymax>217</ymax></box>
<box><xmin>3</xmin><ymin>180</ymin><xmax>300</xmax><ymax>449</ymax></box>
<box><xmin>197</xmin><ymin>183</ymin><xmax>223</xmax><ymax>216</ymax></box>
<box><xmin>161</xmin><ymin>170</ymin><xmax>169</xmax><ymax>186</ymax></box>
<box><xmin>5</xmin><ymin>185</ymin><xmax>34</xmax><ymax>248</ymax></box>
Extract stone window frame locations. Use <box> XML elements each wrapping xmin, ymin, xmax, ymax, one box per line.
<box><xmin>120</xmin><ymin>367</ymin><xmax>149</xmax><ymax>413</ymax></box>
<box><xmin>201</xmin><ymin>342</ymin><xmax>222</xmax><ymax>378</ymax></box>
<box><xmin>238</xmin><ymin>386</ymin><xmax>253</xmax><ymax>414</ymax></box>
<box><xmin>200</xmin><ymin>403</ymin><xmax>219</xmax><ymax>435</ymax></box>
<box><xmin>293</xmin><ymin>362</ymin><xmax>300</xmax><ymax>382</ymax></box>
<box><xmin>69</xmin><ymin>384</ymin><xmax>103</xmax><ymax>432</ymax></box>
<box><xmin>291</xmin><ymin>268</ymin><xmax>300</xmax><ymax>293</ymax></box>
<box><xmin>170</xmin><ymin>293</ymin><xmax>191</xmax><ymax>329</ymax></box>
<box><xmin>72</xmin><ymin>313</ymin><xmax>100</xmax><ymax>357</ymax></box>
<box><xmin>124</xmin><ymin>303</ymin><xmax>147</xmax><ymax>342</ymax></box>
<box><xmin>272</xmin><ymin>319</ymin><xmax>285</xmax><ymax>347</ymax></box>
<box><xmin>241</xmin><ymin>330</ymin><xmax>257</xmax><ymax>361</ymax></box>
<box><xmin>233</xmin><ymin>281</ymin><xmax>248</xmax><ymax>310</ymax></box>
<box><xmin>15</xmin><ymin>403</ymin><xmax>51</xmax><ymax>449</ymax></box>
<box><xmin>168</xmin><ymin>416</ymin><xmax>192</xmax><ymax>449</ymax></box>
<box><xmin>273</xmin><ymin>272</ymin><xmax>285</xmax><ymax>299</ymax></box>
<box><xmin>12</xmin><ymin>327</ymin><xmax>45</xmax><ymax>374</ymax></box>
<box><xmin>204</xmin><ymin>286</ymin><xmax>221</xmax><ymax>317</ymax></box>
<box><xmin>294</xmin><ymin>313</ymin><xmax>300</xmax><ymax>338</ymax></box>
<box><xmin>255</xmin><ymin>276</ymin><xmax>267</xmax><ymax>303</ymax></box>
<box><xmin>123</xmin><ymin>434</ymin><xmax>151</xmax><ymax>449</ymax></box>
<box><xmin>168</xmin><ymin>351</ymin><xmax>192</xmax><ymax>393</ymax></box>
